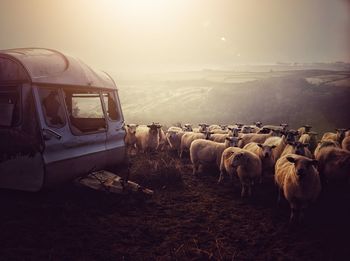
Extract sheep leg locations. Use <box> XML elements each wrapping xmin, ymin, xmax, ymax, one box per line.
<box><xmin>289</xmin><ymin>208</ymin><xmax>297</xmax><ymax>225</ymax></box>
<box><xmin>192</xmin><ymin>162</ymin><xmax>199</xmax><ymax>176</ymax></box>
<box><xmin>248</xmin><ymin>183</ymin><xmax>252</xmax><ymax>197</ymax></box>
<box><xmin>241</xmin><ymin>184</ymin><xmax>246</xmax><ymax>198</ymax></box>
<box><xmin>298</xmin><ymin>204</ymin><xmax>307</xmax><ymax>225</ymax></box>
<box><xmin>277</xmin><ymin>188</ymin><xmax>283</xmax><ymax>205</ymax></box>
<box><xmin>218</xmin><ymin>169</ymin><xmax>227</xmax><ymax>184</ymax></box>
<box><xmin>241</xmin><ymin>178</ymin><xmax>248</xmax><ymax>198</ymax></box>
<box><xmin>289</xmin><ymin>201</ymin><xmax>299</xmax><ymax>226</ymax></box>
<box><xmin>179</xmin><ymin>148</ymin><xmax>183</xmax><ymax>158</ymax></box>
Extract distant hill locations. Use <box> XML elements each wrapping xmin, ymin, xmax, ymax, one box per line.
<box><xmin>118</xmin><ymin>70</ymin><xmax>350</xmax><ymax>133</ymax></box>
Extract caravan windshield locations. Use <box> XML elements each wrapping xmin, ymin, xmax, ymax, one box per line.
<box><xmin>0</xmin><ymin>86</ymin><xmax>21</xmax><ymax>127</ymax></box>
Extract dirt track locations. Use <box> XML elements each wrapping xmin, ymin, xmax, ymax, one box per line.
<box><xmin>0</xmin><ymin>151</ymin><xmax>350</xmax><ymax>260</ymax></box>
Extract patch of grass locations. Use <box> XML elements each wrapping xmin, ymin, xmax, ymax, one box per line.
<box><xmin>129</xmin><ymin>151</ymin><xmax>184</xmax><ymax>190</ymax></box>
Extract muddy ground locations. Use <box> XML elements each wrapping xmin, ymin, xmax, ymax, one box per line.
<box><xmin>0</xmin><ymin>151</ymin><xmax>350</xmax><ymax>260</ymax></box>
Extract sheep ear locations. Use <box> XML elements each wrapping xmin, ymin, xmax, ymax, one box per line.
<box><xmin>225</xmin><ymin>137</ymin><xmax>231</xmax><ymax>141</ymax></box>
<box><xmin>303</xmin><ymin>143</ymin><xmax>309</xmax><ymax>147</ymax></box>
<box><xmin>147</xmin><ymin>125</ymin><xmax>151</xmax><ymax>128</ymax></box>
<box><xmin>257</xmin><ymin>143</ymin><xmax>263</xmax><ymax>148</ymax></box>
<box><xmin>126</xmin><ymin>124</ymin><xmax>130</xmax><ymax>127</ymax></box>
<box><xmin>135</xmin><ymin>124</ymin><xmax>139</xmax><ymax>127</ymax></box>
<box><xmin>335</xmin><ymin>128</ymin><xmax>339</xmax><ymax>131</ymax></box>
<box><xmin>286</xmin><ymin>156</ymin><xmax>296</xmax><ymax>163</ymax></box>
<box><xmin>271</xmin><ymin>145</ymin><xmax>277</xmax><ymax>149</ymax></box>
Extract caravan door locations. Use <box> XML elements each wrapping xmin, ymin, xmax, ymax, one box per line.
<box><xmin>33</xmin><ymin>86</ymin><xmax>108</xmax><ymax>187</ymax></box>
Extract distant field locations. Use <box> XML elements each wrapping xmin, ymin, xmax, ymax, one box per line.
<box><xmin>117</xmin><ymin>69</ymin><xmax>350</xmax><ymax>133</ymax></box>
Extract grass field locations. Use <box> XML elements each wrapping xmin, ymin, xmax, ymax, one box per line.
<box><xmin>0</xmin><ymin>150</ymin><xmax>349</xmax><ymax>260</ymax></box>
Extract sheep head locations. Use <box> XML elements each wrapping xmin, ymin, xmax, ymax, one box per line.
<box><xmin>258</xmin><ymin>144</ymin><xmax>276</xmax><ymax>158</ymax></box>
<box><xmin>286</xmin><ymin>156</ymin><xmax>317</xmax><ymax>179</ymax></box>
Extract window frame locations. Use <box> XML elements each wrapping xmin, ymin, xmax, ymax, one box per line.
<box><xmin>101</xmin><ymin>90</ymin><xmax>122</xmax><ymax>122</ymax></box>
<box><xmin>62</xmin><ymin>87</ymin><xmax>109</xmax><ymax>136</ymax></box>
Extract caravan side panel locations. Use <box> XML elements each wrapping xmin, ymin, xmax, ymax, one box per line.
<box><xmin>0</xmin><ymin>84</ymin><xmax>45</xmax><ymax>191</ymax></box>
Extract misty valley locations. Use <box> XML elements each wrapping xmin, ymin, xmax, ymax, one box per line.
<box><xmin>119</xmin><ymin>67</ymin><xmax>350</xmax><ymax>133</ymax></box>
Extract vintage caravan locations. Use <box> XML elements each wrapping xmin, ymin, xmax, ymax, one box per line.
<box><xmin>0</xmin><ymin>48</ymin><xmax>126</xmax><ymax>191</ymax></box>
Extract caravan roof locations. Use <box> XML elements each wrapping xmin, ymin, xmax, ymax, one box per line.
<box><xmin>0</xmin><ymin>48</ymin><xmax>116</xmax><ymax>89</ymax></box>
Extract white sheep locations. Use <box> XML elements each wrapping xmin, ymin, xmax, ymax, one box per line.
<box><xmin>298</xmin><ymin>132</ymin><xmax>318</xmax><ymax>153</ymax></box>
<box><xmin>342</xmin><ymin>136</ymin><xmax>350</xmax><ymax>151</ymax></box>
<box><xmin>314</xmin><ymin>140</ymin><xmax>340</xmax><ymax>159</ymax></box>
<box><xmin>124</xmin><ymin>124</ymin><xmax>138</xmax><ymax>153</ymax></box>
<box><xmin>281</xmin><ymin>141</ymin><xmax>313</xmax><ymax>158</ymax></box>
<box><xmin>167</xmin><ymin>126</ymin><xmax>182</xmax><ymax>133</ymax></box>
<box><xmin>249</xmin><ymin>126</ymin><xmax>261</xmax><ymax>133</ymax></box>
<box><xmin>253</xmin><ymin>121</ymin><xmax>263</xmax><ymax>128</ymax></box>
<box><xmin>243</xmin><ymin>142</ymin><xmax>276</xmax><ymax>177</ymax></box>
<box><xmin>297</xmin><ymin>125</ymin><xmax>312</xmax><ymax>136</ymax></box>
<box><xmin>238</xmin><ymin>131</ymin><xmax>274</xmax><ymax>148</ymax></box>
<box><xmin>241</xmin><ymin>125</ymin><xmax>253</xmax><ymax>134</ymax></box>
<box><xmin>275</xmin><ymin>154</ymin><xmax>321</xmax><ymax>225</ymax></box>
<box><xmin>157</xmin><ymin>128</ymin><xmax>167</xmax><ymax>151</ymax></box>
<box><xmin>227</xmin><ymin>127</ymin><xmax>240</xmax><ymax>137</ymax></box>
<box><xmin>218</xmin><ymin>147</ymin><xmax>244</xmax><ymax>183</ymax></box>
<box><xmin>211</xmin><ymin>129</ymin><xmax>229</xmax><ymax>134</ymax></box>
<box><xmin>182</xmin><ymin>124</ymin><xmax>193</xmax><ymax>132</ymax></box>
<box><xmin>135</xmin><ymin>124</ymin><xmax>161</xmax><ymax>153</ymax></box>
<box><xmin>193</xmin><ymin>123</ymin><xmax>209</xmax><ymax>133</ymax></box>
<box><xmin>263</xmin><ymin>135</ymin><xmax>289</xmax><ymax>163</ymax></box>
<box><xmin>210</xmin><ymin>133</ymin><xmax>229</xmax><ymax>143</ymax></box>
<box><xmin>190</xmin><ymin>136</ymin><xmax>241</xmax><ymax>176</ymax></box>
<box><xmin>316</xmin><ymin>147</ymin><xmax>350</xmax><ymax>184</ymax></box>
<box><xmin>208</xmin><ymin>124</ymin><xmax>222</xmax><ymax>132</ymax></box>
<box><xmin>166</xmin><ymin>130</ymin><xmax>185</xmax><ymax>155</ymax></box>
<box><xmin>180</xmin><ymin>131</ymin><xmax>211</xmax><ymax>158</ymax></box>
<box><xmin>219</xmin><ymin>148</ymin><xmax>262</xmax><ymax>197</ymax></box>
<box><xmin>259</xmin><ymin>123</ymin><xmax>288</xmax><ymax>136</ymax></box>
<box><xmin>321</xmin><ymin>128</ymin><xmax>348</xmax><ymax>144</ymax></box>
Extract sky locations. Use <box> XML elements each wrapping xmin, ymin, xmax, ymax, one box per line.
<box><xmin>0</xmin><ymin>0</ymin><xmax>349</xmax><ymax>73</ymax></box>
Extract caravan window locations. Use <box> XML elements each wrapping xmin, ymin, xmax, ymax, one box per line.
<box><xmin>38</xmin><ymin>88</ymin><xmax>66</xmax><ymax>128</ymax></box>
<box><xmin>102</xmin><ymin>91</ymin><xmax>121</xmax><ymax>121</ymax></box>
<box><xmin>0</xmin><ymin>86</ymin><xmax>21</xmax><ymax>127</ymax></box>
<box><xmin>63</xmin><ymin>90</ymin><xmax>106</xmax><ymax>134</ymax></box>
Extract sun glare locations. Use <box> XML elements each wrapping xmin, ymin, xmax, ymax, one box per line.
<box><xmin>98</xmin><ymin>0</ymin><xmax>188</xmax><ymax>22</ymax></box>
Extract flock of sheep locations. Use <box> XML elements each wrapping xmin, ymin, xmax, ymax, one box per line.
<box><xmin>125</xmin><ymin>122</ymin><xmax>350</xmax><ymax>225</ymax></box>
